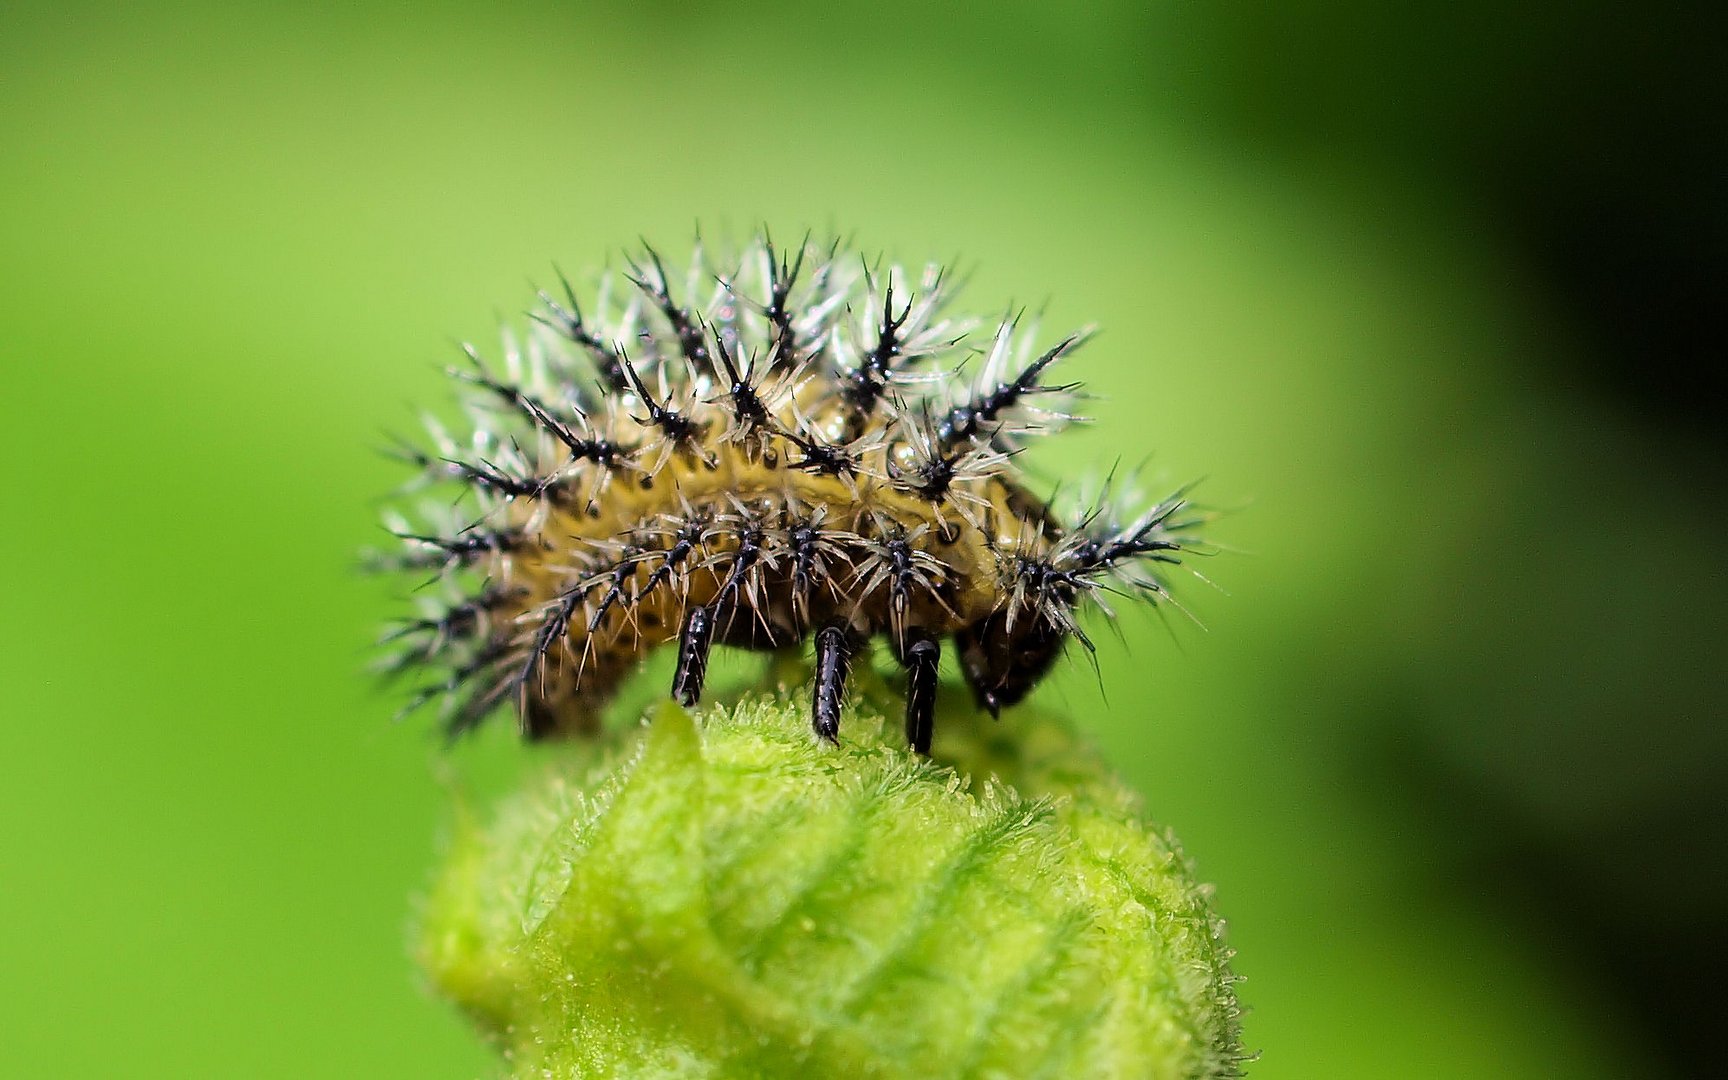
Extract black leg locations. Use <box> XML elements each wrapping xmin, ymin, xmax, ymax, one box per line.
<box><xmin>671</xmin><ymin>604</ymin><xmax>713</xmax><ymax>706</ymax></box>
<box><xmin>902</xmin><ymin>632</ymin><xmax>940</xmax><ymax>755</ymax></box>
<box><xmin>811</xmin><ymin>622</ymin><xmax>853</xmax><ymax>744</ymax></box>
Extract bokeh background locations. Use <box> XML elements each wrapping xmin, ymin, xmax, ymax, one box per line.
<box><xmin>3</xmin><ymin>2</ymin><xmax>1721</xmax><ymax>1076</ymax></box>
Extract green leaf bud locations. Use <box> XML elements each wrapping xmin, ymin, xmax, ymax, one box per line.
<box><xmin>420</xmin><ymin>694</ymin><xmax>1242</xmax><ymax>1078</ymax></box>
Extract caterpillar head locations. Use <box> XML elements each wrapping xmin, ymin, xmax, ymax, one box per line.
<box><xmin>954</xmin><ymin>609</ymin><xmax>1068</xmax><ymax>716</ymax></box>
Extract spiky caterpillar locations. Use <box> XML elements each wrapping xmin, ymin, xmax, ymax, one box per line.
<box><xmin>376</xmin><ymin>234</ymin><xmax>1204</xmax><ymax>753</ymax></box>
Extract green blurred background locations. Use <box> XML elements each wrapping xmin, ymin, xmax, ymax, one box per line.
<box><xmin>3</xmin><ymin>2</ymin><xmax>1721</xmax><ymax>1076</ymax></box>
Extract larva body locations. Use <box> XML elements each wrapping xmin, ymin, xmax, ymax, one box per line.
<box><xmin>379</xmin><ymin>235</ymin><xmax>1201</xmax><ymax>752</ymax></box>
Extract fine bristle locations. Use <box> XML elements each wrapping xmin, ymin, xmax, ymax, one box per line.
<box><xmin>374</xmin><ymin>231</ymin><xmax>1205</xmax><ymax>747</ymax></box>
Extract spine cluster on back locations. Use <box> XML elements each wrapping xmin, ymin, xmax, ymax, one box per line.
<box><xmin>374</xmin><ymin>233</ymin><xmax>1207</xmax><ymax>751</ymax></box>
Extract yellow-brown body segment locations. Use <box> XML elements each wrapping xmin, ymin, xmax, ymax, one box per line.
<box><xmin>496</xmin><ymin>397</ymin><xmax>1054</xmax><ymax>736</ymax></box>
